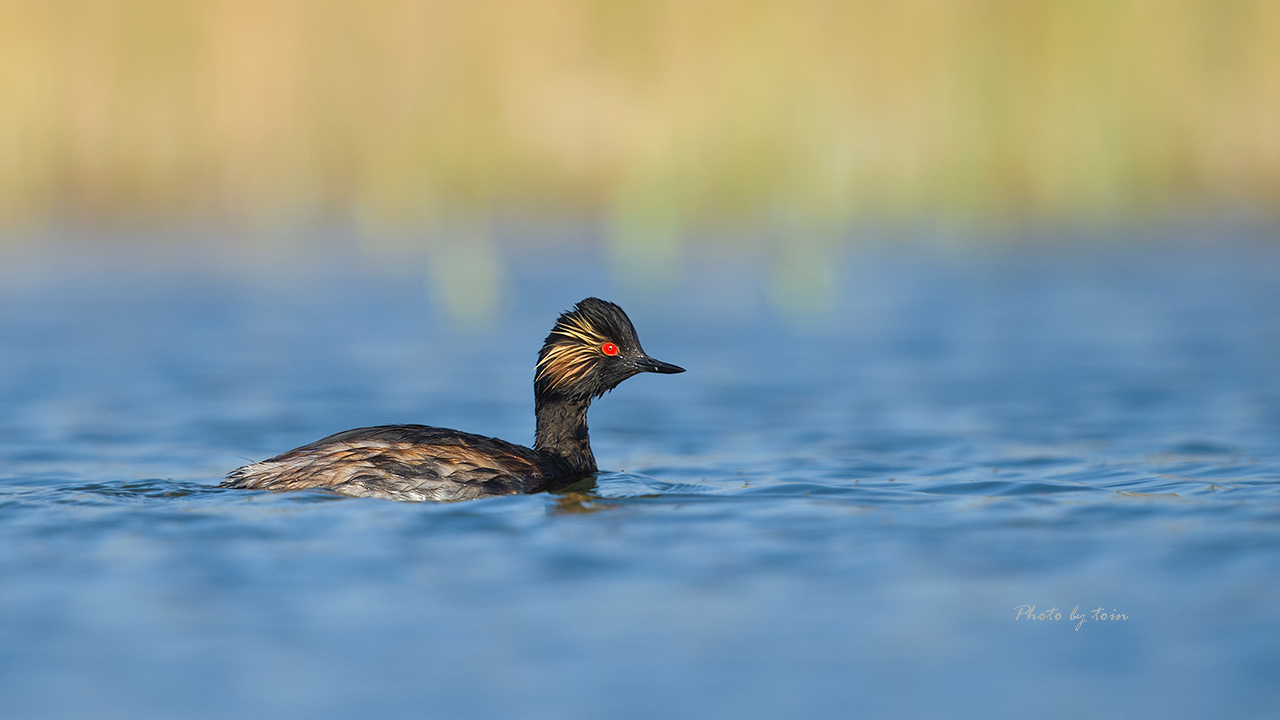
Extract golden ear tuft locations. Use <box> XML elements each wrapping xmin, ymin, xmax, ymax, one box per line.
<box><xmin>535</xmin><ymin>303</ymin><xmax>625</xmax><ymax>394</ymax></box>
<box><xmin>536</xmin><ymin>342</ymin><xmax>597</xmax><ymax>391</ymax></box>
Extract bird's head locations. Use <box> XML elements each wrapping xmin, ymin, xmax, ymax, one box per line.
<box><xmin>535</xmin><ymin>298</ymin><xmax>684</xmax><ymax>401</ymax></box>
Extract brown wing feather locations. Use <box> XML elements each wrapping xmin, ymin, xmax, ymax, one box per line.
<box><xmin>223</xmin><ymin>425</ymin><xmax>550</xmax><ymax>502</ymax></box>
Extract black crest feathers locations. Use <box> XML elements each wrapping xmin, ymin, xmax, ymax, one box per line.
<box><xmin>535</xmin><ymin>298</ymin><xmax>642</xmax><ymax>399</ymax></box>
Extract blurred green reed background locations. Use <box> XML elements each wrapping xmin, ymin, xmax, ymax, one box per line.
<box><xmin>1</xmin><ymin>0</ymin><xmax>1277</xmax><ymax>316</ymax></box>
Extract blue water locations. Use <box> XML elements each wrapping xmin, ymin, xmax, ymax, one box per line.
<box><xmin>2</xmin><ymin>235</ymin><xmax>1279</xmax><ymax>719</ymax></box>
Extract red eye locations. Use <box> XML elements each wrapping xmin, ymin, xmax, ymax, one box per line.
<box><xmin>601</xmin><ymin>342</ymin><xmax>619</xmax><ymax>356</ymax></box>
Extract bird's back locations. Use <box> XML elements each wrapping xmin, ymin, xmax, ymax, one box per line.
<box><xmin>223</xmin><ymin>425</ymin><xmax>552</xmax><ymax>502</ymax></box>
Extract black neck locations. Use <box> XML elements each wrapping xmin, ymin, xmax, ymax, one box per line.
<box><xmin>533</xmin><ymin>395</ymin><xmax>597</xmax><ymax>477</ymax></box>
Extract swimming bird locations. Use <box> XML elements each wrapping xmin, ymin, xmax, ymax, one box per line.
<box><xmin>223</xmin><ymin>298</ymin><xmax>684</xmax><ymax>502</ymax></box>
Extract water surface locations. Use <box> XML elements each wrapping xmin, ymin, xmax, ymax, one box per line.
<box><xmin>2</xmin><ymin>237</ymin><xmax>1279</xmax><ymax>719</ymax></box>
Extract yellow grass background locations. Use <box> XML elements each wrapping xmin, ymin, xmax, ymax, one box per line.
<box><xmin>2</xmin><ymin>0</ymin><xmax>1277</xmax><ymax>229</ymax></box>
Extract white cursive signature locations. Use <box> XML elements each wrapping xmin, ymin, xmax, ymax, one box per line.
<box><xmin>1014</xmin><ymin>604</ymin><xmax>1128</xmax><ymax>631</ymax></box>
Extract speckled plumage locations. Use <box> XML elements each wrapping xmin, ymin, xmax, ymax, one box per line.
<box><xmin>223</xmin><ymin>298</ymin><xmax>684</xmax><ymax>502</ymax></box>
<box><xmin>223</xmin><ymin>425</ymin><xmax>550</xmax><ymax>502</ymax></box>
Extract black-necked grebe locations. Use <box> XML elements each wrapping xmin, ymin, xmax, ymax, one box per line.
<box><xmin>223</xmin><ymin>298</ymin><xmax>684</xmax><ymax>502</ymax></box>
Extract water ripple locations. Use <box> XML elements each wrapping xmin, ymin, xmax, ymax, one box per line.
<box><xmin>3</xmin><ymin>246</ymin><xmax>1280</xmax><ymax>719</ymax></box>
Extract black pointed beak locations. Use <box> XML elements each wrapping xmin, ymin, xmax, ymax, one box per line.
<box><xmin>631</xmin><ymin>355</ymin><xmax>685</xmax><ymax>374</ymax></box>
